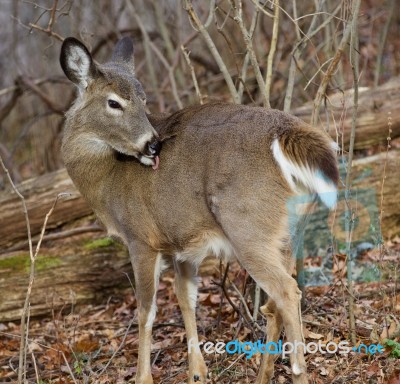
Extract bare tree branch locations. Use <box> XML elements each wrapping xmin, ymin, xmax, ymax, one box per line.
<box><xmin>181</xmin><ymin>46</ymin><xmax>205</xmax><ymax>104</ymax></box>
<box><xmin>231</xmin><ymin>0</ymin><xmax>268</xmax><ymax>107</ymax></box>
<box><xmin>265</xmin><ymin>0</ymin><xmax>280</xmax><ymax>107</ymax></box>
<box><xmin>373</xmin><ymin>0</ymin><xmax>395</xmax><ymax>87</ymax></box>
<box><xmin>183</xmin><ymin>0</ymin><xmax>240</xmax><ymax>104</ymax></box>
<box><xmin>311</xmin><ymin>8</ymin><xmax>353</xmax><ymax>126</ymax></box>
<box><xmin>344</xmin><ymin>0</ymin><xmax>362</xmax><ymax>345</ymax></box>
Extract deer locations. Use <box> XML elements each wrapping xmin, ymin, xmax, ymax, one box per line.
<box><xmin>59</xmin><ymin>36</ymin><xmax>338</xmax><ymax>384</ymax></box>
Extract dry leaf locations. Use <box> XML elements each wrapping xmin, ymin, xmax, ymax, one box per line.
<box><xmin>388</xmin><ymin>371</ymin><xmax>400</xmax><ymax>384</ymax></box>
<box><xmin>307</xmin><ymin>331</ymin><xmax>324</xmax><ymax>340</ymax></box>
<box><xmin>319</xmin><ymin>367</ymin><xmax>328</xmax><ymax>376</ymax></box>
<box><xmin>380</xmin><ymin>320</ymin><xmax>397</xmax><ymax>340</ymax></box>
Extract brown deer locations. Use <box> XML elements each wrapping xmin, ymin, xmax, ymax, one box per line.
<box><xmin>60</xmin><ymin>37</ymin><xmax>338</xmax><ymax>384</ymax></box>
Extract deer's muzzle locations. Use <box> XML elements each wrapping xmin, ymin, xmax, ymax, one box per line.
<box><xmin>146</xmin><ymin>139</ymin><xmax>162</xmax><ymax>157</ymax></box>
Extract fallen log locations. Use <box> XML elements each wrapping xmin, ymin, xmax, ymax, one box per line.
<box><xmin>293</xmin><ymin>77</ymin><xmax>400</xmax><ymax>150</ymax></box>
<box><xmin>0</xmin><ymin>170</ymin><xmax>135</xmax><ymax>322</ymax></box>
<box><xmin>0</xmin><ymin>235</ymin><xmax>132</xmax><ymax>322</ymax></box>
<box><xmin>0</xmin><ymin>169</ymin><xmax>92</xmax><ymax>251</ymax></box>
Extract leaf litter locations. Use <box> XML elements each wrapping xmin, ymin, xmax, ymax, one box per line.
<box><xmin>0</xmin><ymin>244</ymin><xmax>399</xmax><ymax>383</ymax></box>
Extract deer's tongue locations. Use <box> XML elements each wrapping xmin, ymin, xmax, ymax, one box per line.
<box><xmin>152</xmin><ymin>156</ymin><xmax>160</xmax><ymax>170</ymax></box>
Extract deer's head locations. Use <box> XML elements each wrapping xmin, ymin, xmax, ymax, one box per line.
<box><xmin>60</xmin><ymin>37</ymin><xmax>161</xmax><ymax>169</ymax></box>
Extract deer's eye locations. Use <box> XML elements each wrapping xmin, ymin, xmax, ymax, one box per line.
<box><xmin>108</xmin><ymin>99</ymin><xmax>122</xmax><ymax>109</ymax></box>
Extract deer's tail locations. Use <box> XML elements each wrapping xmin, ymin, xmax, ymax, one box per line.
<box><xmin>271</xmin><ymin>125</ymin><xmax>339</xmax><ymax>209</ymax></box>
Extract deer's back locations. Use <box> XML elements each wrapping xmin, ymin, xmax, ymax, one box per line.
<box><xmin>104</xmin><ymin>103</ymin><xmax>297</xmax><ymax>250</ymax></box>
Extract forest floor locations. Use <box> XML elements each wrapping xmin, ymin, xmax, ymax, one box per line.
<box><xmin>0</xmin><ymin>241</ymin><xmax>399</xmax><ymax>384</ymax></box>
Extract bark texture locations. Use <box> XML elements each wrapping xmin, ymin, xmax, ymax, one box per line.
<box><xmin>293</xmin><ymin>78</ymin><xmax>400</xmax><ymax>150</ymax></box>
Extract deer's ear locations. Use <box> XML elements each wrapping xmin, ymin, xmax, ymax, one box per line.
<box><xmin>111</xmin><ymin>37</ymin><xmax>134</xmax><ymax>69</ymax></box>
<box><xmin>60</xmin><ymin>37</ymin><xmax>97</xmax><ymax>89</ymax></box>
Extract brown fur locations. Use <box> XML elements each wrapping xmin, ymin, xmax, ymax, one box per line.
<box><xmin>60</xmin><ymin>37</ymin><xmax>338</xmax><ymax>384</ymax></box>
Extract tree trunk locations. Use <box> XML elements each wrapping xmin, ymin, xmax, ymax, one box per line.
<box><xmin>293</xmin><ymin>77</ymin><xmax>400</xmax><ymax>150</ymax></box>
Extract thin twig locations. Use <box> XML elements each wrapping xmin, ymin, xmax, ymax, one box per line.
<box><xmin>344</xmin><ymin>0</ymin><xmax>362</xmax><ymax>345</ymax></box>
<box><xmin>28</xmin><ymin>23</ymin><xmax>64</xmax><ymax>41</ymax></box>
<box><xmin>183</xmin><ymin>0</ymin><xmax>240</xmax><ymax>104</ymax></box>
<box><xmin>19</xmin><ymin>194</ymin><xmax>64</xmax><ymax>383</ymax></box>
<box><xmin>47</xmin><ymin>0</ymin><xmax>58</xmax><ymax>30</ymax></box>
<box><xmin>230</xmin><ymin>280</ymin><xmax>263</xmax><ymax>332</ymax></box>
<box><xmin>0</xmin><ymin>86</ymin><xmax>22</xmax><ymax>123</ymax></box>
<box><xmin>153</xmin><ymin>1</ymin><xmax>186</xmax><ymax>90</ymax></box>
<box><xmin>97</xmin><ymin>316</ymin><xmax>136</xmax><ymax>376</ymax></box>
<box><xmin>265</xmin><ymin>0</ymin><xmax>280</xmax><ymax>107</ymax></box>
<box><xmin>28</xmin><ymin>0</ymin><xmax>63</xmax><ymax>42</ymax></box>
<box><xmin>231</xmin><ymin>0</ymin><xmax>268</xmax><ymax>107</ymax></box>
<box><xmin>238</xmin><ymin>52</ymin><xmax>250</xmax><ymax>101</ymax></box>
<box><xmin>311</xmin><ymin>11</ymin><xmax>353</xmax><ymax>126</ymax></box>
<box><xmin>62</xmin><ymin>352</ymin><xmax>79</xmax><ymax>384</ymax></box>
<box><xmin>213</xmin><ymin>353</ymin><xmax>245</xmax><ymax>381</ymax></box>
<box><xmin>0</xmin><ymin>155</ymin><xmax>33</xmax><ymax>384</ymax></box>
<box><xmin>31</xmin><ymin>352</ymin><xmax>39</xmax><ymax>383</ymax></box>
<box><xmin>34</xmin><ymin>193</ymin><xmax>67</xmax><ymax>258</ymax></box>
<box><xmin>373</xmin><ymin>0</ymin><xmax>395</xmax><ymax>87</ymax></box>
<box><xmin>218</xmin><ymin>265</ymin><xmax>244</xmax><ymax>318</ymax></box>
<box><xmin>127</xmin><ymin>0</ymin><xmax>163</xmax><ymax>110</ymax></box>
<box><xmin>284</xmin><ymin>2</ymin><xmax>341</xmax><ymax>111</ymax></box>
<box><xmin>0</xmin><ymin>76</ymin><xmax>66</xmax><ymax>98</ymax></box>
<box><xmin>181</xmin><ymin>46</ymin><xmax>205</xmax><ymax>104</ymax></box>
<box><xmin>19</xmin><ymin>76</ymin><xmax>64</xmax><ymax>114</ymax></box>
<box><xmin>379</xmin><ymin>112</ymin><xmax>392</xmax><ymax>243</ymax></box>
<box><xmin>23</xmin><ymin>306</ymin><xmax>30</xmax><ymax>382</ymax></box>
<box><xmin>205</xmin><ymin>0</ymin><xmax>217</xmax><ymax>28</ymax></box>
<box><xmin>236</xmin><ymin>0</ymin><xmax>258</xmax><ymax>102</ymax></box>
<box><xmin>148</xmin><ymin>40</ymin><xmax>183</xmax><ymax>109</ymax></box>
<box><xmin>249</xmin><ymin>0</ymin><xmax>274</xmax><ymax>18</ymax></box>
<box><xmin>215</xmin><ymin>264</ymin><xmax>261</xmax><ymax>332</ymax></box>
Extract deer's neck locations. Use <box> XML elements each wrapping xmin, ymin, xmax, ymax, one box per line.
<box><xmin>62</xmin><ymin>130</ymin><xmax>117</xmax><ymax>204</ymax></box>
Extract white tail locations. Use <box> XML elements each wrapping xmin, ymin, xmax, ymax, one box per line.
<box><xmin>60</xmin><ymin>37</ymin><xmax>339</xmax><ymax>384</ymax></box>
<box><xmin>272</xmin><ymin>138</ymin><xmax>338</xmax><ymax>208</ymax></box>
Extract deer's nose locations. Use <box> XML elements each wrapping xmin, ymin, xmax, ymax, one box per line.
<box><xmin>147</xmin><ymin>139</ymin><xmax>162</xmax><ymax>156</ymax></box>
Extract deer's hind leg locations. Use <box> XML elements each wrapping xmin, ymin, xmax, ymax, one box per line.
<box><xmin>241</xmin><ymin>246</ymin><xmax>307</xmax><ymax>384</ymax></box>
<box><xmin>255</xmin><ymin>298</ymin><xmax>283</xmax><ymax>384</ymax></box>
<box><xmin>240</xmin><ymin>245</ymin><xmax>307</xmax><ymax>384</ymax></box>
<box><xmin>216</xmin><ymin>204</ymin><xmax>308</xmax><ymax>384</ymax></box>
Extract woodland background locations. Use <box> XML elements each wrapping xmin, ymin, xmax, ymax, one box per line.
<box><xmin>0</xmin><ymin>0</ymin><xmax>399</xmax><ymax>383</ymax></box>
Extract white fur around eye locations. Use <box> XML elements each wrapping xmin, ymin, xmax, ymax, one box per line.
<box><xmin>106</xmin><ymin>93</ymin><xmax>127</xmax><ymax>116</ymax></box>
<box><xmin>106</xmin><ymin>103</ymin><xmax>123</xmax><ymax>116</ymax></box>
